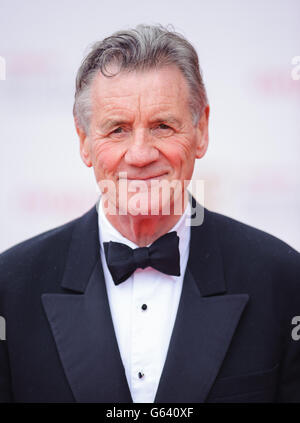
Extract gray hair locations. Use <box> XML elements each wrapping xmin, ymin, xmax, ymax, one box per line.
<box><xmin>73</xmin><ymin>24</ymin><xmax>208</xmax><ymax>134</ymax></box>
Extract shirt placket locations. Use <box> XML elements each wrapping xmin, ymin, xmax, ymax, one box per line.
<box><xmin>130</xmin><ymin>270</ymin><xmax>157</xmax><ymax>403</ymax></box>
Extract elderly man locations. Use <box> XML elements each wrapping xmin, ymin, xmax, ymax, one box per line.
<box><xmin>0</xmin><ymin>25</ymin><xmax>299</xmax><ymax>403</ymax></box>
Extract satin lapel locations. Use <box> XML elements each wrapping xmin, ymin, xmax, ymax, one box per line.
<box><xmin>154</xmin><ymin>203</ymin><xmax>249</xmax><ymax>403</ymax></box>
<box><xmin>154</xmin><ymin>268</ymin><xmax>249</xmax><ymax>403</ymax></box>
<box><xmin>41</xmin><ymin>206</ymin><xmax>132</xmax><ymax>403</ymax></box>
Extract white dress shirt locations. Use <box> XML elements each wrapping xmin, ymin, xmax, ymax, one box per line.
<box><xmin>97</xmin><ymin>197</ymin><xmax>191</xmax><ymax>403</ymax></box>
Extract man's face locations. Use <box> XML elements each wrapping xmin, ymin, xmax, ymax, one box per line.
<box><xmin>77</xmin><ymin>65</ymin><xmax>209</xmax><ymax>216</ymax></box>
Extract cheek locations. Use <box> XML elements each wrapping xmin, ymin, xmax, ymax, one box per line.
<box><xmin>159</xmin><ymin>137</ymin><xmax>195</xmax><ymax>169</ymax></box>
<box><xmin>92</xmin><ymin>143</ymin><xmax>124</xmax><ymax>175</ymax></box>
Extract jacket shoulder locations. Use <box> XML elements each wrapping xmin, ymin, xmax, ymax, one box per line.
<box><xmin>0</xmin><ymin>216</ymin><xmax>77</xmax><ymax>266</ymax></box>
<box><xmin>210</xmin><ymin>209</ymin><xmax>298</xmax><ymax>252</ymax></box>
<box><xmin>0</xmin><ymin>207</ymin><xmax>96</xmax><ymax>294</ymax></box>
<box><xmin>208</xmin><ymin>209</ymin><xmax>300</xmax><ymax>278</ymax></box>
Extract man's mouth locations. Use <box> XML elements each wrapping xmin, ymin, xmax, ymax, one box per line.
<box><xmin>118</xmin><ymin>172</ymin><xmax>168</xmax><ymax>182</ymax></box>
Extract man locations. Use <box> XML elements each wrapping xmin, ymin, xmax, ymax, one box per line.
<box><xmin>0</xmin><ymin>25</ymin><xmax>299</xmax><ymax>403</ymax></box>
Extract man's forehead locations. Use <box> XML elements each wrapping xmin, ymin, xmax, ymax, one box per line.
<box><xmin>91</xmin><ymin>66</ymin><xmax>189</xmax><ymax>105</ymax></box>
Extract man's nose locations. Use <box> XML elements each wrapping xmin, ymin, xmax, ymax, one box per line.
<box><xmin>124</xmin><ymin>129</ymin><xmax>159</xmax><ymax>167</ymax></box>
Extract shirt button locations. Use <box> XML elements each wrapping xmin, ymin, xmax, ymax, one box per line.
<box><xmin>141</xmin><ymin>304</ymin><xmax>147</xmax><ymax>311</ymax></box>
<box><xmin>138</xmin><ymin>371</ymin><xmax>144</xmax><ymax>379</ymax></box>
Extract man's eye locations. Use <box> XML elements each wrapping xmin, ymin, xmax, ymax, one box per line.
<box><xmin>112</xmin><ymin>127</ymin><xmax>123</xmax><ymax>134</ymax></box>
<box><xmin>158</xmin><ymin>124</ymin><xmax>170</xmax><ymax>130</ymax></box>
<box><xmin>152</xmin><ymin>123</ymin><xmax>174</xmax><ymax>137</ymax></box>
<box><xmin>153</xmin><ymin>124</ymin><xmax>173</xmax><ymax>136</ymax></box>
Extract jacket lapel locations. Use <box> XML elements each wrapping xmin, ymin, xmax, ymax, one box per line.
<box><xmin>154</xmin><ymin>199</ymin><xmax>249</xmax><ymax>402</ymax></box>
<box><xmin>42</xmin><ymin>206</ymin><xmax>132</xmax><ymax>402</ymax></box>
<box><xmin>154</xmin><ymin>269</ymin><xmax>249</xmax><ymax>402</ymax></box>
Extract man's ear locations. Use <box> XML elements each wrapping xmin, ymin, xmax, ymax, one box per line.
<box><xmin>195</xmin><ymin>105</ymin><xmax>209</xmax><ymax>159</ymax></box>
<box><xmin>74</xmin><ymin>117</ymin><xmax>92</xmax><ymax>168</ymax></box>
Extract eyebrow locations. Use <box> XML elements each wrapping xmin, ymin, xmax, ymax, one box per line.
<box><xmin>99</xmin><ymin>114</ymin><xmax>182</xmax><ymax>132</ymax></box>
<box><xmin>149</xmin><ymin>115</ymin><xmax>181</xmax><ymax>127</ymax></box>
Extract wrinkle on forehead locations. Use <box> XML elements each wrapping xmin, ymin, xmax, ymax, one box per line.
<box><xmin>91</xmin><ymin>66</ymin><xmax>188</xmax><ymax>102</ymax></box>
<box><xmin>90</xmin><ymin>66</ymin><xmax>192</xmax><ymax>126</ymax></box>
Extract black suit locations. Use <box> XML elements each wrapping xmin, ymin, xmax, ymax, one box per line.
<box><xmin>0</xmin><ymin>197</ymin><xmax>300</xmax><ymax>402</ymax></box>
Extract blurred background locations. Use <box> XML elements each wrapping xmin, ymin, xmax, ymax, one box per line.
<box><xmin>0</xmin><ymin>0</ymin><xmax>299</xmax><ymax>252</ymax></box>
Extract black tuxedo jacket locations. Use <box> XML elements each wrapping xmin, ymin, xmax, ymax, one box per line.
<box><xmin>0</xmin><ymin>199</ymin><xmax>300</xmax><ymax>403</ymax></box>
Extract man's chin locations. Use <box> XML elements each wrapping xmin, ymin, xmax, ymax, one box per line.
<box><xmin>117</xmin><ymin>196</ymin><xmax>185</xmax><ymax>217</ymax></box>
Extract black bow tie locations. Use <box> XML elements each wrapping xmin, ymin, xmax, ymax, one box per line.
<box><xmin>103</xmin><ymin>231</ymin><xmax>181</xmax><ymax>285</ymax></box>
